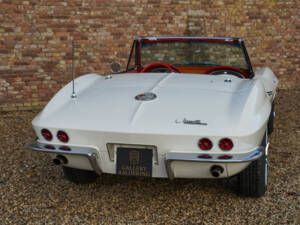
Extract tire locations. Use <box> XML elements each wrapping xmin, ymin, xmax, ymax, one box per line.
<box><xmin>237</xmin><ymin>133</ymin><xmax>268</xmax><ymax>197</ymax></box>
<box><xmin>268</xmin><ymin>102</ymin><xmax>274</xmax><ymax>134</ymax></box>
<box><xmin>62</xmin><ymin>166</ymin><xmax>99</xmax><ymax>184</ymax></box>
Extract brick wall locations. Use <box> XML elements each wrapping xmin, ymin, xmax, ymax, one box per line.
<box><xmin>0</xmin><ymin>0</ymin><xmax>299</xmax><ymax>111</ymax></box>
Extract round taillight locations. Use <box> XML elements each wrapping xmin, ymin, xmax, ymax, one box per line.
<box><xmin>198</xmin><ymin>138</ymin><xmax>213</xmax><ymax>150</ymax></box>
<box><xmin>57</xmin><ymin>130</ymin><xmax>69</xmax><ymax>143</ymax></box>
<box><xmin>219</xmin><ymin>138</ymin><xmax>233</xmax><ymax>151</ymax></box>
<box><xmin>41</xmin><ymin>129</ymin><xmax>52</xmax><ymax>141</ymax></box>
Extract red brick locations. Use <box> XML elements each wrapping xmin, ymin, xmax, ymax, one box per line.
<box><xmin>0</xmin><ymin>0</ymin><xmax>299</xmax><ymax>110</ymax></box>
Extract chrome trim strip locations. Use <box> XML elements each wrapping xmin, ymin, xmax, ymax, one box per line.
<box><xmin>29</xmin><ymin>143</ymin><xmax>102</xmax><ymax>175</ymax></box>
<box><xmin>137</xmin><ymin>36</ymin><xmax>240</xmax><ymax>41</ymax></box>
<box><xmin>165</xmin><ymin>147</ymin><xmax>264</xmax><ymax>179</ymax></box>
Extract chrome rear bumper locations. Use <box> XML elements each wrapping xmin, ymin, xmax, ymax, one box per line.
<box><xmin>29</xmin><ymin>143</ymin><xmax>102</xmax><ymax>175</ymax></box>
<box><xmin>165</xmin><ymin>146</ymin><xmax>265</xmax><ymax>179</ymax></box>
<box><xmin>30</xmin><ymin>141</ymin><xmax>266</xmax><ymax>179</ymax></box>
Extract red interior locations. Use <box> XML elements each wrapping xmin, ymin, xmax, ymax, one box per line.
<box><xmin>205</xmin><ymin>66</ymin><xmax>250</xmax><ymax>78</ymax></box>
<box><xmin>128</xmin><ymin>64</ymin><xmax>250</xmax><ymax>78</ymax></box>
<box><xmin>141</xmin><ymin>63</ymin><xmax>182</xmax><ymax>73</ymax></box>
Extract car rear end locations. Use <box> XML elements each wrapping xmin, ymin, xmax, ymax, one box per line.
<box><xmin>30</xmin><ymin>121</ymin><xmax>267</xmax><ymax>179</ymax></box>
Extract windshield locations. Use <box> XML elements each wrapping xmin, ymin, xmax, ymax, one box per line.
<box><xmin>140</xmin><ymin>41</ymin><xmax>248</xmax><ymax>70</ymax></box>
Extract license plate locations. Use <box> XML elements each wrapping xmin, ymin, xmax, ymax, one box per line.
<box><xmin>116</xmin><ymin>147</ymin><xmax>153</xmax><ymax>177</ymax></box>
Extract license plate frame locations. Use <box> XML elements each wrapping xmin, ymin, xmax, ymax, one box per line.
<box><xmin>116</xmin><ymin>147</ymin><xmax>153</xmax><ymax>177</ymax></box>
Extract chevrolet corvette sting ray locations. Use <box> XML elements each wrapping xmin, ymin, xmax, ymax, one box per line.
<box><xmin>29</xmin><ymin>37</ymin><xmax>278</xmax><ymax>197</ymax></box>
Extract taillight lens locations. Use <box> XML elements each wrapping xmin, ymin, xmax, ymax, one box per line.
<box><xmin>198</xmin><ymin>154</ymin><xmax>212</xmax><ymax>159</ymax></box>
<box><xmin>41</xmin><ymin>129</ymin><xmax>52</xmax><ymax>141</ymax></box>
<box><xmin>219</xmin><ymin>138</ymin><xmax>233</xmax><ymax>151</ymax></box>
<box><xmin>218</xmin><ymin>155</ymin><xmax>232</xmax><ymax>159</ymax></box>
<box><xmin>44</xmin><ymin>144</ymin><xmax>55</xmax><ymax>150</ymax></box>
<box><xmin>57</xmin><ymin>130</ymin><xmax>69</xmax><ymax>143</ymax></box>
<box><xmin>59</xmin><ymin>146</ymin><xmax>71</xmax><ymax>151</ymax></box>
<box><xmin>198</xmin><ymin>138</ymin><xmax>213</xmax><ymax>150</ymax></box>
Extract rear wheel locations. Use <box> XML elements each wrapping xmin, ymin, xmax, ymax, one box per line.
<box><xmin>237</xmin><ymin>133</ymin><xmax>268</xmax><ymax>197</ymax></box>
<box><xmin>62</xmin><ymin>166</ymin><xmax>98</xmax><ymax>184</ymax></box>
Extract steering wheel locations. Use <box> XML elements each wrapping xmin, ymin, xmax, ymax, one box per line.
<box><xmin>205</xmin><ymin>66</ymin><xmax>248</xmax><ymax>78</ymax></box>
<box><xmin>141</xmin><ymin>63</ymin><xmax>181</xmax><ymax>73</ymax></box>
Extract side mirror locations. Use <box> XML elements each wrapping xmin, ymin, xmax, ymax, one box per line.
<box><xmin>110</xmin><ymin>62</ymin><xmax>121</xmax><ymax>73</ymax></box>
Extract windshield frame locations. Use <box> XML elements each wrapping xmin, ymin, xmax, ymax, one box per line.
<box><xmin>126</xmin><ymin>37</ymin><xmax>254</xmax><ymax>78</ymax></box>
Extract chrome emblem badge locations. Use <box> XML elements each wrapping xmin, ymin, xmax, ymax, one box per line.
<box><xmin>175</xmin><ymin>118</ymin><xmax>208</xmax><ymax>125</ymax></box>
<box><xmin>135</xmin><ymin>92</ymin><xmax>157</xmax><ymax>101</ymax></box>
<box><xmin>183</xmin><ymin>118</ymin><xmax>207</xmax><ymax>125</ymax></box>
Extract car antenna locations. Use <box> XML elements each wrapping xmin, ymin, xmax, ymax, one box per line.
<box><xmin>71</xmin><ymin>38</ymin><xmax>77</xmax><ymax>99</ymax></box>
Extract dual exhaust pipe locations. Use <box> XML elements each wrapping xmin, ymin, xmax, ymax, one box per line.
<box><xmin>210</xmin><ymin>165</ymin><xmax>224</xmax><ymax>178</ymax></box>
<box><xmin>53</xmin><ymin>155</ymin><xmax>68</xmax><ymax>165</ymax></box>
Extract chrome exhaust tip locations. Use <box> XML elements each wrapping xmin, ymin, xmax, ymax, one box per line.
<box><xmin>53</xmin><ymin>155</ymin><xmax>68</xmax><ymax>165</ymax></box>
<box><xmin>210</xmin><ymin>165</ymin><xmax>224</xmax><ymax>177</ymax></box>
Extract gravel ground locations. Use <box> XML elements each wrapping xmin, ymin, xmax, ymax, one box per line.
<box><xmin>0</xmin><ymin>88</ymin><xmax>299</xmax><ymax>225</ymax></box>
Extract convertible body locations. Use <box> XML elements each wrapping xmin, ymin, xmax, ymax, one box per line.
<box><xmin>30</xmin><ymin>37</ymin><xmax>278</xmax><ymax>197</ymax></box>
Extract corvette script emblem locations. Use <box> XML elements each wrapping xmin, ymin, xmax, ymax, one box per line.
<box><xmin>175</xmin><ymin>118</ymin><xmax>208</xmax><ymax>125</ymax></box>
<box><xmin>135</xmin><ymin>92</ymin><xmax>157</xmax><ymax>101</ymax></box>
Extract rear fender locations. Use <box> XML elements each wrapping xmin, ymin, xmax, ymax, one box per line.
<box><xmin>254</xmin><ymin>67</ymin><xmax>279</xmax><ymax>101</ymax></box>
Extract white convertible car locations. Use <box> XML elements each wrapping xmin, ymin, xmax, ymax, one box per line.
<box><xmin>30</xmin><ymin>37</ymin><xmax>278</xmax><ymax>197</ymax></box>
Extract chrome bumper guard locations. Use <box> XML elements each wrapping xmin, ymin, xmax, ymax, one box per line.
<box><xmin>29</xmin><ymin>143</ymin><xmax>102</xmax><ymax>175</ymax></box>
<box><xmin>165</xmin><ymin>147</ymin><xmax>264</xmax><ymax>179</ymax></box>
